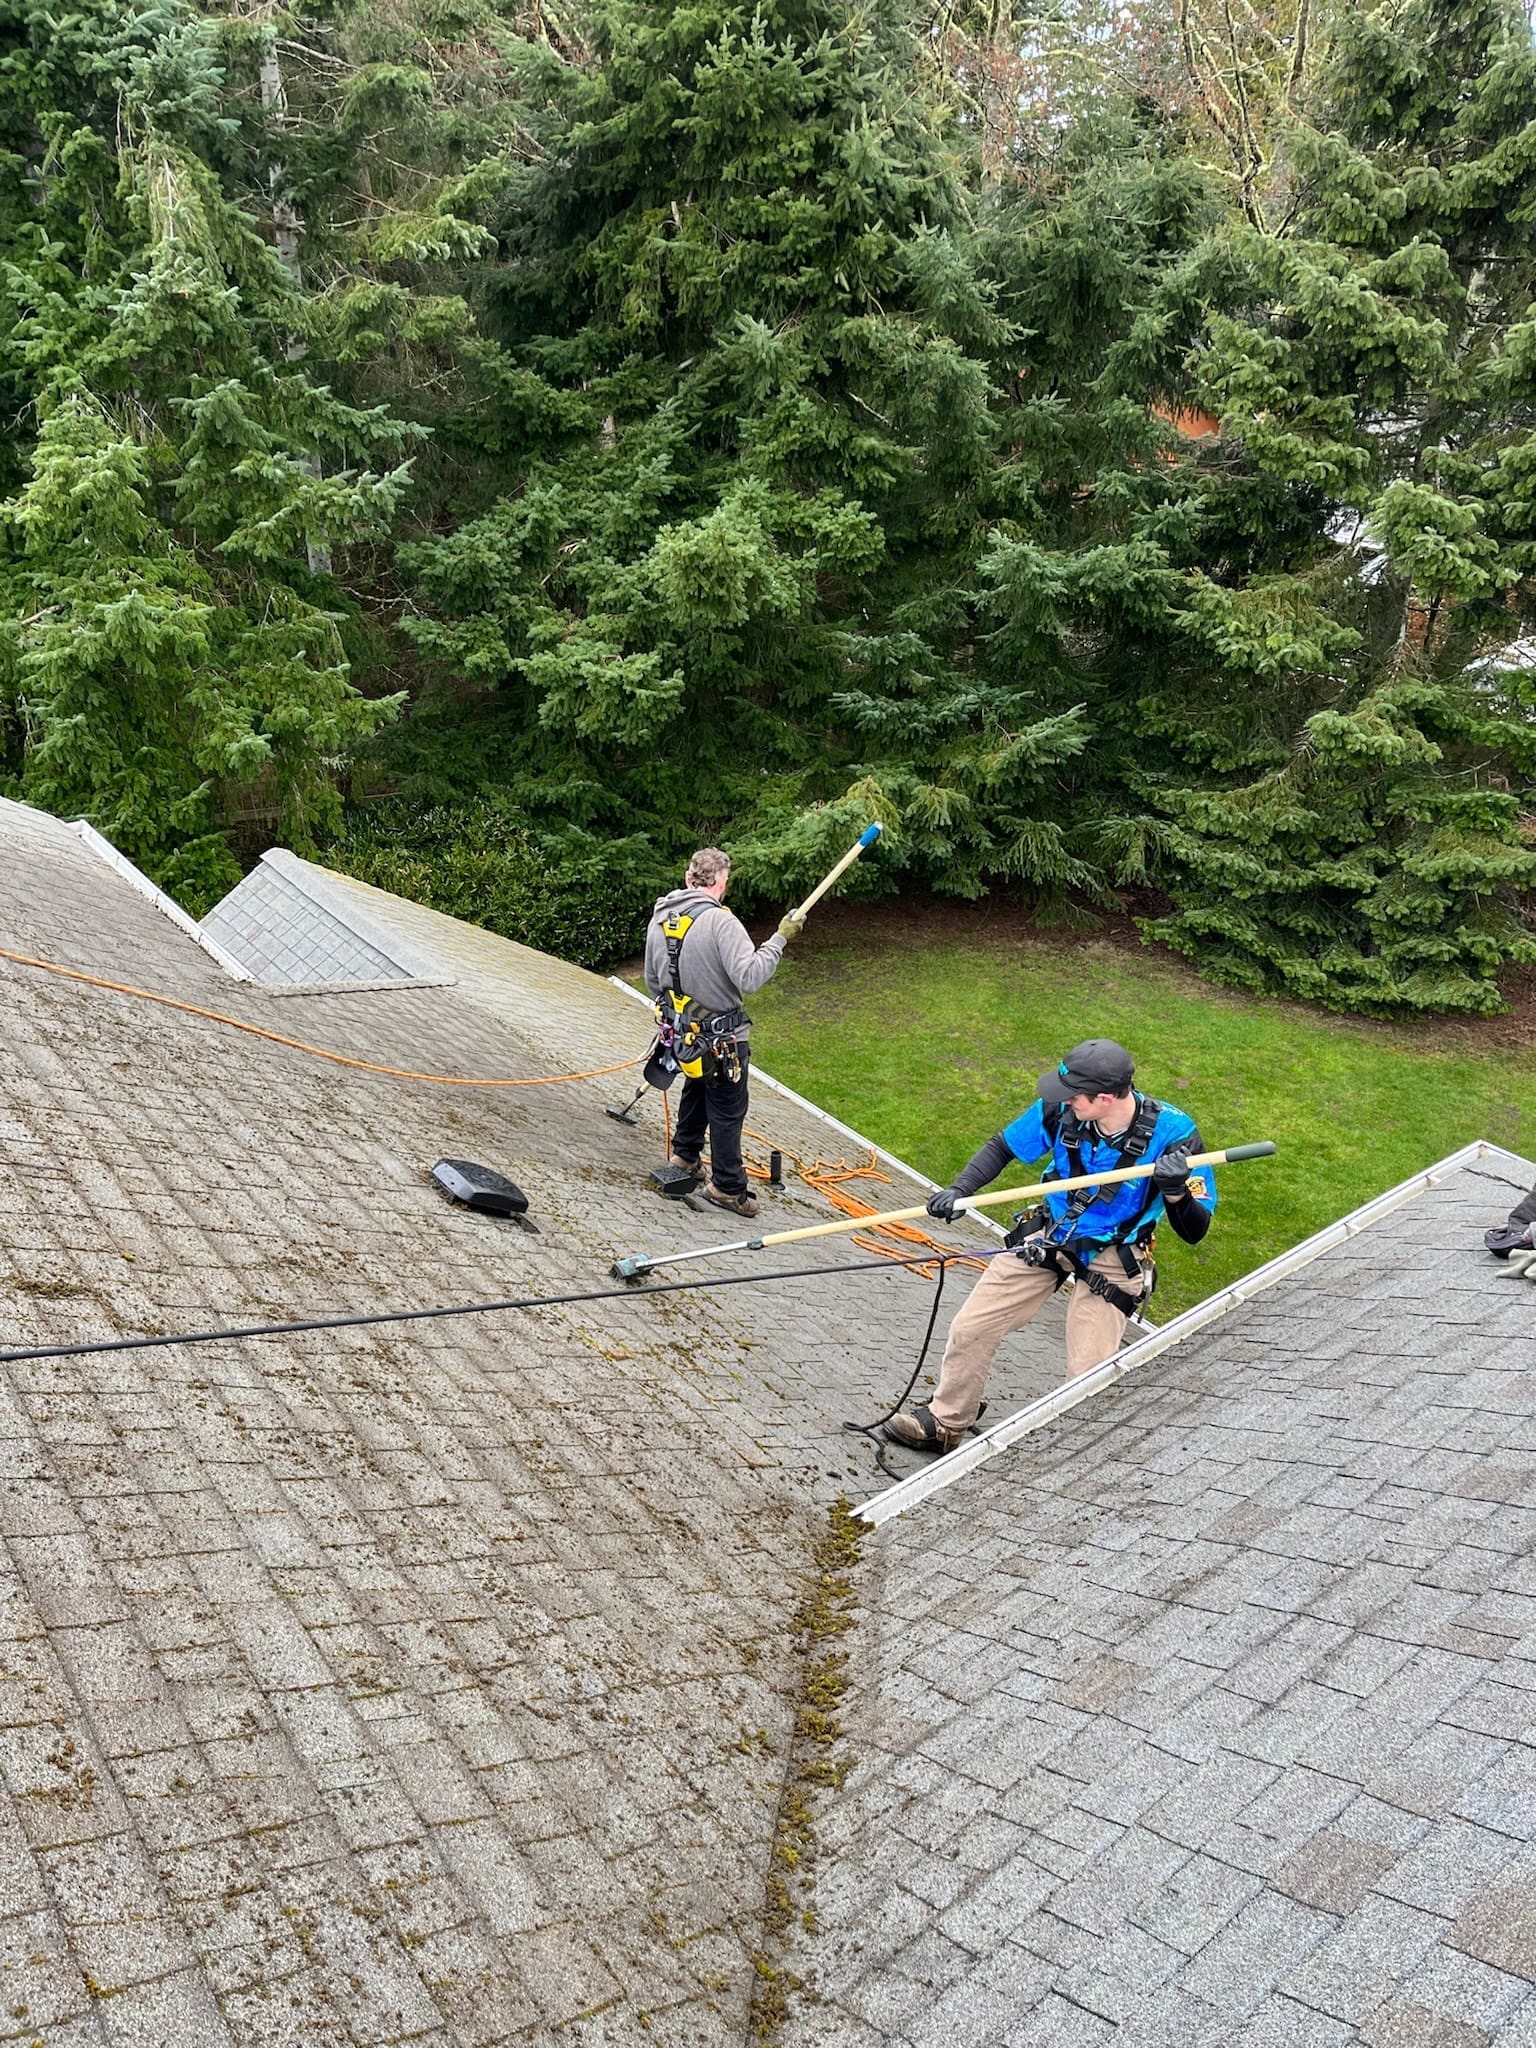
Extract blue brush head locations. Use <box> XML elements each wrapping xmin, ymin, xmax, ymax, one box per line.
<box><xmin>858</xmin><ymin>822</ymin><xmax>882</xmax><ymax>847</ymax></box>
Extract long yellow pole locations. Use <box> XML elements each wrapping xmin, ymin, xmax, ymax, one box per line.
<box><xmin>749</xmin><ymin>1143</ymin><xmax>1271</xmax><ymax>1248</ymax></box>
<box><xmin>788</xmin><ymin>822</ymin><xmax>882</xmax><ymax>924</ymax></box>
<box><xmin>611</xmin><ymin>1142</ymin><xmax>1276</xmax><ymax>1279</ymax></box>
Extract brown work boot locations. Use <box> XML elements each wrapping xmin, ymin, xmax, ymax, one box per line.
<box><xmin>882</xmin><ymin>1405</ymin><xmax>964</xmax><ymax>1454</ymax></box>
<box><xmin>668</xmin><ymin>1154</ymin><xmax>704</xmax><ymax>1176</ymax></box>
<box><xmin>703</xmin><ymin>1183</ymin><xmax>758</xmax><ymax>1219</ymax></box>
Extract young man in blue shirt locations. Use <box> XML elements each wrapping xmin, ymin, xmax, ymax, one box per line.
<box><xmin>884</xmin><ymin>1039</ymin><xmax>1217</xmax><ymax>1454</ymax></box>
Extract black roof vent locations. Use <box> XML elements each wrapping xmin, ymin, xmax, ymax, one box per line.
<box><xmin>432</xmin><ymin>1158</ymin><xmax>532</xmax><ymax>1223</ymax></box>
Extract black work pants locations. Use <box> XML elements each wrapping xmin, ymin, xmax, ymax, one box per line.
<box><xmin>673</xmin><ymin>1048</ymin><xmax>750</xmax><ymax>1195</ymax></box>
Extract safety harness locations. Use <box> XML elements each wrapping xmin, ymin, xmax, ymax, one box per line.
<box><xmin>1009</xmin><ymin>1094</ymin><xmax>1165</xmax><ymax>1316</ymax></box>
<box><xmin>651</xmin><ymin>909</ymin><xmax>747</xmax><ymax>1086</ymax></box>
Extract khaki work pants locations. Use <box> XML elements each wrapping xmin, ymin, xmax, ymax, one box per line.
<box><xmin>927</xmin><ymin>1239</ymin><xmax>1146</xmax><ymax>1436</ymax></box>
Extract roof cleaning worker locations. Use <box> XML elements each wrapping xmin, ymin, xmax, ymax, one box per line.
<box><xmin>643</xmin><ymin>847</ymin><xmax>801</xmax><ymax>1218</ymax></box>
<box><xmin>884</xmin><ymin>1039</ymin><xmax>1217</xmax><ymax>1454</ymax></box>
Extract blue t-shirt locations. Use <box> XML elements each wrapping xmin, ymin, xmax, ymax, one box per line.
<box><xmin>1000</xmin><ymin>1095</ymin><xmax>1217</xmax><ymax>1248</ymax></box>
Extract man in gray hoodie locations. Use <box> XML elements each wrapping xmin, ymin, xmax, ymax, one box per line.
<box><xmin>643</xmin><ymin>846</ymin><xmax>802</xmax><ymax>1217</ymax></box>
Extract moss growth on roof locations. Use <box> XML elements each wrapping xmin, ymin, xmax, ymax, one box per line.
<box><xmin>748</xmin><ymin>1499</ymin><xmax>865</xmax><ymax>2042</ymax></box>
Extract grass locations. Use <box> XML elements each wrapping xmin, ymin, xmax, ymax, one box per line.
<box><xmin>746</xmin><ymin>921</ymin><xmax>1536</xmax><ymax>1321</ymax></box>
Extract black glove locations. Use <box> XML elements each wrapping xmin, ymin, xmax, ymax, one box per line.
<box><xmin>926</xmin><ymin>1134</ymin><xmax>1014</xmax><ymax>1227</ymax></box>
<box><xmin>1152</xmin><ymin>1147</ymin><xmax>1192</xmax><ymax>1197</ymax></box>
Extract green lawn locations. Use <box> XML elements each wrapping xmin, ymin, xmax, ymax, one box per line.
<box><xmin>745</xmin><ymin>925</ymin><xmax>1534</xmax><ymax>1319</ymax></box>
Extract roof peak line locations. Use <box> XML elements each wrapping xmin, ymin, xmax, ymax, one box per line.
<box><xmin>0</xmin><ymin>797</ymin><xmax>257</xmax><ymax>982</ymax></box>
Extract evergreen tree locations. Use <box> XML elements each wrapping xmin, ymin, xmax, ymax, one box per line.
<box><xmin>2</xmin><ymin>0</ymin><xmax>1532</xmax><ymax>1011</ymax></box>
<box><xmin>1143</xmin><ymin>0</ymin><xmax>1536</xmax><ymax>1012</ymax></box>
<box><xmin>0</xmin><ymin>0</ymin><xmax>413</xmax><ymax>905</ymax></box>
<box><xmin>391</xmin><ymin>0</ymin><xmax>1090</xmax><ymax>898</ymax></box>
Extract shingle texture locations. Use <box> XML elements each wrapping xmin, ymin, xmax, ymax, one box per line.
<box><xmin>201</xmin><ymin>854</ymin><xmax>418</xmax><ymax>986</ymax></box>
<box><xmin>0</xmin><ymin>799</ymin><xmax>1059</xmax><ymax>2046</ymax></box>
<box><xmin>12</xmin><ymin>793</ymin><xmax>1534</xmax><ymax>2048</ymax></box>
<box><xmin>783</xmin><ymin>1146</ymin><xmax>1536</xmax><ymax>2046</ymax></box>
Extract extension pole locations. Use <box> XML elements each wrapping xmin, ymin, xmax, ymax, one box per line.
<box><xmin>789</xmin><ymin>822</ymin><xmax>882</xmax><ymax>925</ymax></box>
<box><xmin>610</xmin><ymin>1142</ymin><xmax>1276</xmax><ymax>1280</ymax></box>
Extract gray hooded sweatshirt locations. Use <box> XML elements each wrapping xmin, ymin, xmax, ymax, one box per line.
<box><xmin>643</xmin><ymin>887</ymin><xmax>785</xmax><ymax>1042</ymax></box>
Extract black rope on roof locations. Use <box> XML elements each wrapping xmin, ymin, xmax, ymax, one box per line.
<box><xmin>0</xmin><ymin>1250</ymin><xmax>993</xmax><ymax>1366</ymax></box>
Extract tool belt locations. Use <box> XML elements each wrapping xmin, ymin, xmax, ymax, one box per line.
<box><xmin>647</xmin><ymin>1011</ymin><xmax>748</xmax><ymax>1087</ymax></box>
<box><xmin>1006</xmin><ymin>1207</ymin><xmax>1156</xmax><ymax>1316</ymax></box>
<box><xmin>697</xmin><ymin>1008</ymin><xmax>748</xmax><ymax>1085</ymax></box>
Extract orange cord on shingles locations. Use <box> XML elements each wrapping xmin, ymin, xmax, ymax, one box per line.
<box><xmin>3</xmin><ymin>947</ymin><xmax>973</xmax><ymax>1272</ymax></box>
<box><xmin>742</xmin><ymin>1127</ymin><xmax>984</xmax><ymax>1278</ymax></box>
<box><xmin>0</xmin><ymin>947</ymin><xmax>645</xmax><ymax>1089</ymax></box>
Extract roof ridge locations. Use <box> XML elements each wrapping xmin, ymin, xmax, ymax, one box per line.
<box><xmin>0</xmin><ymin>795</ymin><xmax>255</xmax><ymax>982</ymax></box>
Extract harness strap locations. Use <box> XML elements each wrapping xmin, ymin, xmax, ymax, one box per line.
<box><xmin>660</xmin><ymin>906</ymin><xmax>741</xmax><ymax>1016</ymax></box>
<box><xmin>1041</xmin><ymin>1094</ymin><xmax>1164</xmax><ymax>1248</ymax></box>
<box><xmin>656</xmin><ymin>905</ymin><xmax>747</xmax><ymax>1081</ymax></box>
<box><xmin>1076</xmin><ymin>1259</ymin><xmax>1145</xmax><ymax>1317</ymax></box>
<box><xmin>1034</xmin><ymin>1241</ymin><xmax>1147</xmax><ymax>1317</ymax></box>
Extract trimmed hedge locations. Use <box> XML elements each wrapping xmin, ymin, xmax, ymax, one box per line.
<box><xmin>327</xmin><ymin>804</ymin><xmax>666</xmax><ymax>969</ymax></box>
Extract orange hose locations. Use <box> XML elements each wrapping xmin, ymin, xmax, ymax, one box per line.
<box><xmin>0</xmin><ymin>946</ymin><xmax>644</xmax><ymax>1089</ymax></box>
<box><xmin>6</xmin><ymin>942</ymin><xmax>978</xmax><ymax>1277</ymax></box>
<box><xmin>742</xmin><ymin>1126</ymin><xmax>983</xmax><ymax>1278</ymax></box>
<box><xmin>1</xmin><ymin>949</ymin><xmax>970</xmax><ymax>1268</ymax></box>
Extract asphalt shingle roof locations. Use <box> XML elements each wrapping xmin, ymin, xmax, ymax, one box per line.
<box><xmin>0</xmin><ymin>797</ymin><xmax>1055</xmax><ymax>2047</ymax></box>
<box><xmin>782</xmin><ymin>1149</ymin><xmax>1536</xmax><ymax>2047</ymax></box>
<box><xmin>8</xmin><ymin>794</ymin><xmax>1535</xmax><ymax>2046</ymax></box>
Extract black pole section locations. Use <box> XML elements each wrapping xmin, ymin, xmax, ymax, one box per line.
<box><xmin>0</xmin><ymin>1249</ymin><xmax>1002</xmax><ymax>1367</ymax></box>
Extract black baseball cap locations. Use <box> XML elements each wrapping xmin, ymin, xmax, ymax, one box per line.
<box><xmin>1037</xmin><ymin>1038</ymin><xmax>1136</xmax><ymax>1105</ymax></box>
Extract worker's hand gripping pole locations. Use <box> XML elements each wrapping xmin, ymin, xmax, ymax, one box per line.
<box><xmin>609</xmin><ymin>1142</ymin><xmax>1276</xmax><ymax>1280</ymax></box>
<box><xmin>788</xmin><ymin>822</ymin><xmax>881</xmax><ymax>926</ymax></box>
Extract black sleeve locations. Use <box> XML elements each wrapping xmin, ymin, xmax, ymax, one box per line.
<box><xmin>952</xmin><ymin>1133</ymin><xmax>1014</xmax><ymax>1199</ymax></box>
<box><xmin>1167</xmin><ymin>1195</ymin><xmax>1211</xmax><ymax>1245</ymax></box>
<box><xmin>1164</xmin><ymin>1124</ymin><xmax>1212</xmax><ymax>1244</ymax></box>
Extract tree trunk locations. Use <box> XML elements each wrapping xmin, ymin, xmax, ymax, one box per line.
<box><xmin>260</xmin><ymin>42</ymin><xmax>332</xmax><ymax>576</ymax></box>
